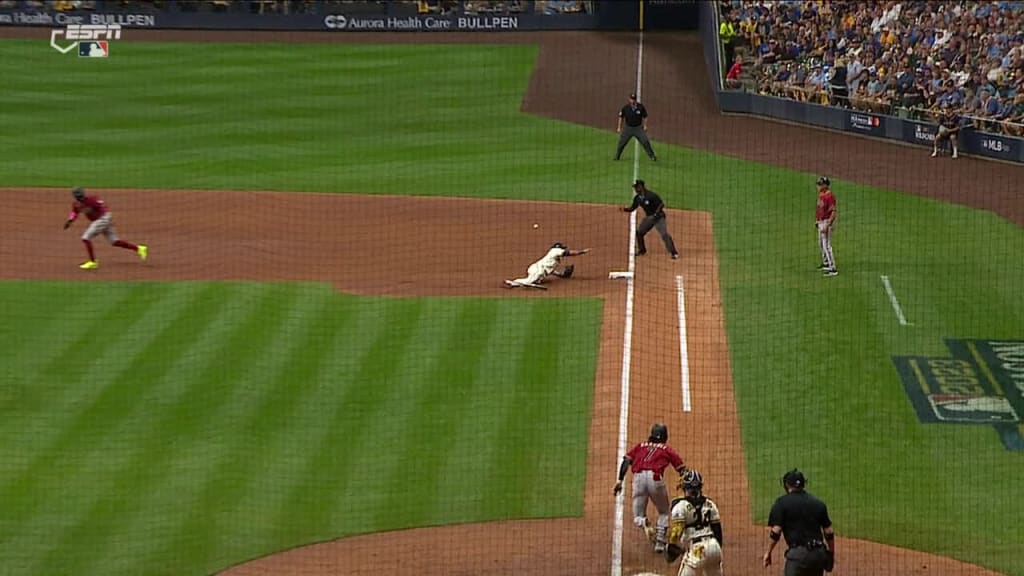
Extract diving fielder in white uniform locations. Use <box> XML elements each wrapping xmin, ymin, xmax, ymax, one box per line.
<box><xmin>504</xmin><ymin>242</ymin><xmax>590</xmax><ymax>288</ymax></box>
<box><xmin>665</xmin><ymin>470</ymin><xmax>724</xmax><ymax>576</ymax></box>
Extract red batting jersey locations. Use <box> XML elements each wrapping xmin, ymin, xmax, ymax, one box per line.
<box><xmin>626</xmin><ymin>442</ymin><xmax>684</xmax><ymax>480</ymax></box>
<box><xmin>816</xmin><ymin>189</ymin><xmax>835</xmax><ymax>221</ymax></box>
<box><xmin>72</xmin><ymin>196</ymin><xmax>109</xmax><ymax>221</ymax></box>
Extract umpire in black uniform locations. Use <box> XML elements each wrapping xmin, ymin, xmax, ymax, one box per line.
<box><xmin>763</xmin><ymin>469</ymin><xmax>835</xmax><ymax>576</ymax></box>
<box><xmin>614</xmin><ymin>93</ymin><xmax>657</xmax><ymax>161</ymax></box>
<box><xmin>622</xmin><ymin>180</ymin><xmax>679</xmax><ymax>259</ymax></box>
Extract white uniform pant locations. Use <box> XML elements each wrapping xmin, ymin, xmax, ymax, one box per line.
<box><xmin>82</xmin><ymin>213</ymin><xmax>120</xmax><ymax>243</ymax></box>
<box><xmin>677</xmin><ymin>537</ymin><xmax>723</xmax><ymax>576</ymax></box>
<box><xmin>513</xmin><ymin>262</ymin><xmax>554</xmax><ymax>285</ymax></box>
<box><xmin>817</xmin><ymin>221</ymin><xmax>834</xmax><ymax>270</ymax></box>
<box><xmin>632</xmin><ymin>470</ymin><xmax>671</xmax><ymax>544</ymax></box>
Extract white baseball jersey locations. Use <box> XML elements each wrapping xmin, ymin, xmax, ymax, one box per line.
<box><xmin>671</xmin><ymin>496</ymin><xmax>720</xmax><ymax>543</ymax></box>
<box><xmin>513</xmin><ymin>247</ymin><xmax>568</xmax><ymax>285</ymax></box>
<box><xmin>670</xmin><ymin>496</ymin><xmax>723</xmax><ymax>576</ymax></box>
<box><xmin>533</xmin><ymin>247</ymin><xmax>568</xmax><ymax>275</ymax></box>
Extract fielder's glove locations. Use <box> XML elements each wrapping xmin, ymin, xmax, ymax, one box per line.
<box><xmin>664</xmin><ymin>543</ymin><xmax>684</xmax><ymax>563</ymax></box>
<box><xmin>561</xmin><ymin>265</ymin><xmax>574</xmax><ymax>279</ymax></box>
<box><xmin>613</xmin><ymin>481</ymin><xmax>623</xmax><ymax>496</ymax></box>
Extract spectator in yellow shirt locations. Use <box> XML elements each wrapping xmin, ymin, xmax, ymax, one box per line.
<box><xmin>719</xmin><ymin>12</ymin><xmax>737</xmax><ymax>70</ymax></box>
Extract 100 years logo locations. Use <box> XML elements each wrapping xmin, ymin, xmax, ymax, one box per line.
<box><xmin>894</xmin><ymin>339</ymin><xmax>1024</xmax><ymax>451</ymax></box>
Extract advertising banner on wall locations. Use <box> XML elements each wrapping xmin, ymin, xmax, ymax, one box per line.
<box><xmin>845</xmin><ymin>111</ymin><xmax>885</xmax><ymax>136</ymax></box>
<box><xmin>715</xmin><ymin>91</ymin><xmax>1024</xmax><ymax>164</ymax></box>
<box><xmin>322</xmin><ymin>13</ymin><xmax>522</xmax><ymax>31</ymax></box>
<box><xmin>904</xmin><ymin>120</ymin><xmax>937</xmax><ymax>146</ymax></box>
<box><xmin>0</xmin><ymin>10</ymin><xmax>156</xmax><ymax>27</ymax></box>
<box><xmin>962</xmin><ymin>129</ymin><xmax>1018</xmax><ymax>162</ymax></box>
<box><xmin>0</xmin><ymin>6</ymin><xmax>610</xmax><ymax>31</ymax></box>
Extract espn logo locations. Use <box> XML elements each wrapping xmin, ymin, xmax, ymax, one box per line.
<box><xmin>50</xmin><ymin>24</ymin><xmax>121</xmax><ymax>55</ymax></box>
<box><xmin>79</xmin><ymin>41</ymin><xmax>109</xmax><ymax>58</ymax></box>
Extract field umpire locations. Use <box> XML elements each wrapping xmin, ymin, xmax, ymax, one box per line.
<box><xmin>763</xmin><ymin>469</ymin><xmax>835</xmax><ymax>575</ymax></box>
<box><xmin>614</xmin><ymin>93</ymin><xmax>657</xmax><ymax>161</ymax></box>
<box><xmin>623</xmin><ymin>180</ymin><xmax>679</xmax><ymax>259</ymax></box>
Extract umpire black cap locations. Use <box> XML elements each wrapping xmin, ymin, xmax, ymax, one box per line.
<box><xmin>782</xmin><ymin>469</ymin><xmax>807</xmax><ymax>489</ymax></box>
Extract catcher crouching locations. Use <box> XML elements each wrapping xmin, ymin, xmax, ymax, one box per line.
<box><xmin>665</xmin><ymin>470</ymin><xmax>724</xmax><ymax>576</ymax></box>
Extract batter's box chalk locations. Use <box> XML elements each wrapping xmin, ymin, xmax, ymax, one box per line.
<box><xmin>608</xmin><ymin>271</ymin><xmax>634</xmax><ymax>279</ymax></box>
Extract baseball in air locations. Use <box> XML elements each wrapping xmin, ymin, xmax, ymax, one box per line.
<box><xmin>533</xmin><ymin>223</ymin><xmax>539</xmax><ymax>229</ymax></box>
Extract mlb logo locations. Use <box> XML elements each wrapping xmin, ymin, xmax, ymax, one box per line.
<box><xmin>78</xmin><ymin>41</ymin><xmax>109</xmax><ymax>58</ymax></box>
<box><xmin>927</xmin><ymin>394</ymin><xmax>1019</xmax><ymax>423</ymax></box>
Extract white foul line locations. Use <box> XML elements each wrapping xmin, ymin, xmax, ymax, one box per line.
<box><xmin>676</xmin><ymin>275</ymin><xmax>691</xmax><ymax>412</ymax></box>
<box><xmin>611</xmin><ymin>30</ymin><xmax>644</xmax><ymax>576</ymax></box>
<box><xmin>880</xmin><ymin>275</ymin><xmax>911</xmax><ymax>326</ymax></box>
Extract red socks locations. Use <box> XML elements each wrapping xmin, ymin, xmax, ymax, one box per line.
<box><xmin>113</xmin><ymin>240</ymin><xmax>137</xmax><ymax>251</ymax></box>
<box><xmin>82</xmin><ymin>239</ymin><xmax>95</xmax><ymax>261</ymax></box>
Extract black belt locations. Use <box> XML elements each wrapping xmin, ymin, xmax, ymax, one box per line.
<box><xmin>625</xmin><ymin>124</ymin><xmax>642</xmax><ymax>128</ymax></box>
<box><xmin>790</xmin><ymin>540</ymin><xmax>826</xmax><ymax>550</ymax></box>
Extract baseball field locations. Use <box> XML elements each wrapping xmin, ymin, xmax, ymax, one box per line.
<box><xmin>0</xmin><ymin>26</ymin><xmax>1022</xmax><ymax>576</ymax></box>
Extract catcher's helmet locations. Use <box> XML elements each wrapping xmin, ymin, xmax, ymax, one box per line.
<box><xmin>681</xmin><ymin>469</ymin><xmax>703</xmax><ymax>491</ymax></box>
<box><xmin>72</xmin><ymin>187</ymin><xmax>86</xmax><ymax>201</ymax></box>
<box><xmin>782</xmin><ymin>469</ymin><xmax>806</xmax><ymax>489</ymax></box>
<box><xmin>649</xmin><ymin>422</ymin><xmax>668</xmax><ymax>443</ymax></box>
<box><xmin>816</xmin><ymin>176</ymin><xmax>830</xmax><ymax>187</ymax></box>
<box><xmin>552</xmin><ymin>242</ymin><xmax>566</xmax><ymax>249</ymax></box>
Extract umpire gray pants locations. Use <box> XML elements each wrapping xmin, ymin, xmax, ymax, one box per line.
<box><xmin>615</xmin><ymin>125</ymin><xmax>656</xmax><ymax>160</ymax></box>
<box><xmin>636</xmin><ymin>214</ymin><xmax>678</xmax><ymax>255</ymax></box>
<box><xmin>783</xmin><ymin>545</ymin><xmax>831</xmax><ymax>576</ymax></box>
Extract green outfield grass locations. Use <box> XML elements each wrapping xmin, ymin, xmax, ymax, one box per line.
<box><xmin>0</xmin><ymin>281</ymin><xmax>600</xmax><ymax>576</ymax></box>
<box><xmin>2</xmin><ymin>39</ymin><xmax>1023</xmax><ymax>575</ymax></box>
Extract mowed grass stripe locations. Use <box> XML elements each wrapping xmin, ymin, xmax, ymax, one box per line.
<box><xmin>101</xmin><ymin>286</ymin><xmax>339</xmax><ymax>575</ymax></box>
<box><xmin>427</xmin><ymin>299</ymin><xmax>533</xmax><ymax>521</ymax></box>
<box><xmin>3</xmin><ymin>282</ymin><xmax>228</xmax><ymax>571</ymax></box>
<box><xmin>0</xmin><ymin>283</ymin><xmax>199</xmax><ymax>523</ymax></box>
<box><xmin>483</xmin><ymin>304</ymin><xmax>568</xmax><ymax>517</ymax></box>
<box><xmin>374</xmin><ymin>300</ymin><xmax>500</xmax><ymax>529</ymax></box>
<box><xmin>155</xmin><ymin>288</ymin><xmax>341</xmax><ymax>575</ymax></box>
<box><xmin>0</xmin><ymin>42</ymin><xmax>569</xmax><ymax>198</ymax></box>
<box><xmin>266</xmin><ymin>298</ymin><xmax>429</xmax><ymax>548</ymax></box>
<box><xmin>62</xmin><ymin>284</ymin><xmax>319</xmax><ymax>576</ymax></box>
<box><xmin>0</xmin><ymin>282</ymin><xmax>144</xmax><ymax>438</ymax></box>
<box><xmin>314</xmin><ymin>299</ymin><xmax>456</xmax><ymax>533</ymax></box>
<box><xmin>25</xmin><ymin>284</ymin><xmax>282</xmax><ymax>576</ymax></box>
<box><xmin>481</xmin><ymin>300</ymin><xmax>597</xmax><ymax>517</ymax></box>
<box><xmin>0</xmin><ymin>282</ymin><xmax>130</xmax><ymax>377</ymax></box>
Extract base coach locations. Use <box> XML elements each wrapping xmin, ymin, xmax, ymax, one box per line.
<box><xmin>763</xmin><ymin>469</ymin><xmax>835</xmax><ymax>575</ymax></box>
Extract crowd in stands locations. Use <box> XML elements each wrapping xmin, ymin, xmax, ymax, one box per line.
<box><xmin>718</xmin><ymin>1</ymin><xmax>1024</xmax><ymax>136</ymax></box>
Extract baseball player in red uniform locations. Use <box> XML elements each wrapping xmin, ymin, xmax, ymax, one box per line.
<box><xmin>63</xmin><ymin>187</ymin><xmax>147</xmax><ymax>270</ymax></box>
<box><xmin>613</xmin><ymin>422</ymin><xmax>687</xmax><ymax>553</ymax></box>
<box><xmin>815</xmin><ymin>177</ymin><xmax>837</xmax><ymax>277</ymax></box>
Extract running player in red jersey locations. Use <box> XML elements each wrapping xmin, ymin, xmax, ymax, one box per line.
<box><xmin>63</xmin><ymin>187</ymin><xmax>147</xmax><ymax>270</ymax></box>
<box><xmin>613</xmin><ymin>422</ymin><xmax>687</xmax><ymax>554</ymax></box>
<box><xmin>815</xmin><ymin>177</ymin><xmax>837</xmax><ymax>277</ymax></box>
